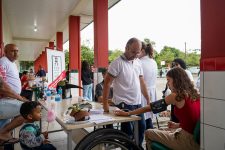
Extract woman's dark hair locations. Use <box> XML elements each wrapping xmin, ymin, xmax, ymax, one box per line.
<box><xmin>20</xmin><ymin>101</ymin><xmax>40</xmax><ymax>119</ymax></box>
<box><xmin>22</xmin><ymin>71</ymin><xmax>28</xmax><ymax>75</ymax></box>
<box><xmin>145</xmin><ymin>43</ymin><xmax>154</xmax><ymax>58</ymax></box>
<box><xmin>82</xmin><ymin>60</ymin><xmax>90</xmax><ymax>71</ymax></box>
<box><xmin>172</xmin><ymin>58</ymin><xmax>186</xmax><ymax>69</ymax></box>
<box><xmin>166</xmin><ymin>67</ymin><xmax>199</xmax><ymax>102</ymax></box>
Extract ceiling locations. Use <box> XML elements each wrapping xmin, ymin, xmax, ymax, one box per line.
<box><xmin>3</xmin><ymin>0</ymin><xmax>120</xmax><ymax>61</ymax></box>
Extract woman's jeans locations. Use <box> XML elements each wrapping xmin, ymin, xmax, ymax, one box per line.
<box><xmin>116</xmin><ymin>102</ymin><xmax>146</xmax><ymax>147</ymax></box>
<box><xmin>83</xmin><ymin>83</ymin><xmax>93</xmax><ymax>101</ymax></box>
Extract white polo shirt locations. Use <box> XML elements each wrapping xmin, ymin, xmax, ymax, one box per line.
<box><xmin>0</xmin><ymin>56</ymin><xmax>21</xmax><ymax>94</ymax></box>
<box><xmin>108</xmin><ymin>55</ymin><xmax>143</xmax><ymax>105</ymax></box>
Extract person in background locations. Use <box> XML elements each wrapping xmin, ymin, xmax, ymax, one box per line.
<box><xmin>95</xmin><ymin>68</ymin><xmax>113</xmax><ymax>105</ymax></box>
<box><xmin>114</xmin><ymin>67</ymin><xmax>200</xmax><ymax>150</ymax></box>
<box><xmin>36</xmin><ymin>65</ymin><xmax>46</xmax><ymax>77</ymax></box>
<box><xmin>138</xmin><ymin>42</ymin><xmax>158</xmax><ymax>129</ymax></box>
<box><xmin>81</xmin><ymin>60</ymin><xmax>93</xmax><ymax>101</ymax></box>
<box><xmin>0</xmin><ymin>44</ymin><xmax>27</xmax><ymax>144</ymax></box>
<box><xmin>20</xmin><ymin>71</ymin><xmax>33</xmax><ymax>101</ymax></box>
<box><xmin>19</xmin><ymin>101</ymin><xmax>56</xmax><ymax>150</ymax></box>
<box><xmin>102</xmin><ymin>37</ymin><xmax>151</xmax><ymax>147</ymax></box>
<box><xmin>159</xmin><ymin>69</ymin><xmax>163</xmax><ymax>78</ymax></box>
<box><xmin>29</xmin><ymin>68</ymin><xmax>34</xmax><ymax>76</ymax></box>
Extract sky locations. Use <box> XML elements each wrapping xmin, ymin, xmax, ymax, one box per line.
<box><xmin>65</xmin><ymin>0</ymin><xmax>200</xmax><ymax>53</ymax></box>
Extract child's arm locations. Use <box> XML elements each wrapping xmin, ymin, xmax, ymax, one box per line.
<box><xmin>20</xmin><ymin>127</ymin><xmax>45</xmax><ymax>147</ymax></box>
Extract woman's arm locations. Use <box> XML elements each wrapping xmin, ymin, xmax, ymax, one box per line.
<box><xmin>114</xmin><ymin>105</ymin><xmax>151</xmax><ymax>116</ymax></box>
<box><xmin>114</xmin><ymin>93</ymin><xmax>177</xmax><ymax>116</ymax></box>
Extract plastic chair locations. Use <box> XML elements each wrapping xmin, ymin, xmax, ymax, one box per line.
<box><xmin>150</xmin><ymin>121</ymin><xmax>200</xmax><ymax>150</ymax></box>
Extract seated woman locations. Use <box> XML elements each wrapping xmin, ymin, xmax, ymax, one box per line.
<box><xmin>114</xmin><ymin>67</ymin><xmax>200</xmax><ymax>150</ymax></box>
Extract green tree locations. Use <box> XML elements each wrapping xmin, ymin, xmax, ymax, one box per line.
<box><xmin>109</xmin><ymin>49</ymin><xmax>123</xmax><ymax>63</ymax></box>
<box><xmin>64</xmin><ymin>45</ymin><xmax>94</xmax><ymax>70</ymax></box>
<box><xmin>81</xmin><ymin>45</ymin><xmax>94</xmax><ymax>65</ymax></box>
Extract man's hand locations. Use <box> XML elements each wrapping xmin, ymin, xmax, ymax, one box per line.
<box><xmin>18</xmin><ymin>96</ymin><xmax>29</xmax><ymax>102</ymax></box>
<box><xmin>103</xmin><ymin>103</ymin><xmax>109</xmax><ymax>113</ymax></box>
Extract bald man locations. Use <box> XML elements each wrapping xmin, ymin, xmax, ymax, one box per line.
<box><xmin>102</xmin><ymin>38</ymin><xmax>150</xmax><ymax>147</ymax></box>
<box><xmin>0</xmin><ymin>44</ymin><xmax>27</xmax><ymax>143</ymax></box>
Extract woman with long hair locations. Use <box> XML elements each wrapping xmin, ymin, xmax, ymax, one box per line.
<box><xmin>114</xmin><ymin>67</ymin><xmax>200</xmax><ymax>150</ymax></box>
<box><xmin>138</xmin><ymin>42</ymin><xmax>158</xmax><ymax>129</ymax></box>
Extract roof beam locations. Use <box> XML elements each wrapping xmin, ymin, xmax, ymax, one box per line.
<box><xmin>13</xmin><ymin>37</ymin><xmax>49</xmax><ymax>42</ymax></box>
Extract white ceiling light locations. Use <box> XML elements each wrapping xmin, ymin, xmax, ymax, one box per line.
<box><xmin>34</xmin><ymin>26</ymin><xmax>38</xmax><ymax>32</ymax></box>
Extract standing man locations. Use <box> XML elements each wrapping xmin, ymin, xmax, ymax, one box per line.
<box><xmin>102</xmin><ymin>38</ymin><xmax>151</xmax><ymax>147</ymax></box>
<box><xmin>0</xmin><ymin>44</ymin><xmax>27</xmax><ymax>143</ymax></box>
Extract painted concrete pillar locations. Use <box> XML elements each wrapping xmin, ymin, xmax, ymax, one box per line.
<box><xmin>200</xmin><ymin>0</ymin><xmax>225</xmax><ymax>149</ymax></box>
<box><xmin>93</xmin><ymin>0</ymin><xmax>109</xmax><ymax>93</ymax></box>
<box><xmin>49</xmin><ymin>42</ymin><xmax>54</xmax><ymax>49</ymax></box>
<box><xmin>56</xmin><ymin>32</ymin><xmax>63</xmax><ymax>51</ymax></box>
<box><xmin>0</xmin><ymin>0</ymin><xmax>3</xmax><ymax>57</ymax></box>
<box><xmin>93</xmin><ymin>0</ymin><xmax>108</xmax><ymax>68</ymax></box>
<box><xmin>69</xmin><ymin>15</ymin><xmax>81</xmax><ymax>96</ymax></box>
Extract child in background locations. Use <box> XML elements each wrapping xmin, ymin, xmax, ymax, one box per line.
<box><xmin>19</xmin><ymin>101</ymin><xmax>56</xmax><ymax>150</ymax></box>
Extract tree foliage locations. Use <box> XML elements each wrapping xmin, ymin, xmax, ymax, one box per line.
<box><xmin>64</xmin><ymin>39</ymin><xmax>200</xmax><ymax>69</ymax></box>
<box><xmin>108</xmin><ymin>49</ymin><xmax>123</xmax><ymax>63</ymax></box>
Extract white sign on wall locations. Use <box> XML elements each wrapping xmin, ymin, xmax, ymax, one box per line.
<box><xmin>46</xmin><ymin>48</ymin><xmax>65</xmax><ymax>84</ymax></box>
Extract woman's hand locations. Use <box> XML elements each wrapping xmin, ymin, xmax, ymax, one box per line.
<box><xmin>167</xmin><ymin>121</ymin><xmax>180</xmax><ymax>129</ymax></box>
<box><xmin>114</xmin><ymin>109</ymin><xmax>130</xmax><ymax>116</ymax></box>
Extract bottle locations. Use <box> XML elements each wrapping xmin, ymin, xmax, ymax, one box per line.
<box><xmin>46</xmin><ymin>89</ymin><xmax>51</xmax><ymax>102</ymax></box>
<box><xmin>58</xmin><ymin>87</ymin><xmax>63</xmax><ymax>100</ymax></box>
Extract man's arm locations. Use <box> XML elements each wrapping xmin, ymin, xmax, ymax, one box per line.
<box><xmin>139</xmin><ymin>76</ymin><xmax>151</xmax><ymax>105</ymax></box>
<box><xmin>102</xmin><ymin>73</ymin><xmax>114</xmax><ymax>112</ymax></box>
<box><xmin>0</xmin><ymin>77</ymin><xmax>26</xmax><ymax>102</ymax></box>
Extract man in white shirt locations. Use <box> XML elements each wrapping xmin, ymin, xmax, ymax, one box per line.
<box><xmin>0</xmin><ymin>44</ymin><xmax>27</xmax><ymax>143</ymax></box>
<box><xmin>102</xmin><ymin>38</ymin><xmax>150</xmax><ymax>147</ymax></box>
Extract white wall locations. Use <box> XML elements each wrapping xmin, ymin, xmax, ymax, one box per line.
<box><xmin>201</xmin><ymin>72</ymin><xmax>225</xmax><ymax>149</ymax></box>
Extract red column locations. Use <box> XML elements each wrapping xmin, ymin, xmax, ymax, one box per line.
<box><xmin>69</xmin><ymin>16</ymin><xmax>80</xmax><ymax>70</ymax></box>
<box><xmin>201</xmin><ymin>0</ymin><xmax>225</xmax><ymax>71</ymax></box>
<box><xmin>49</xmin><ymin>42</ymin><xmax>54</xmax><ymax>50</ymax></box>
<box><xmin>69</xmin><ymin>15</ymin><xmax>81</xmax><ymax>94</ymax></box>
<box><xmin>56</xmin><ymin>32</ymin><xmax>63</xmax><ymax>51</ymax></box>
<box><xmin>42</xmin><ymin>51</ymin><xmax>47</xmax><ymax>72</ymax></box>
<box><xmin>93</xmin><ymin>0</ymin><xmax>108</xmax><ymax>68</ymax></box>
<box><xmin>0</xmin><ymin>0</ymin><xmax>3</xmax><ymax>57</ymax></box>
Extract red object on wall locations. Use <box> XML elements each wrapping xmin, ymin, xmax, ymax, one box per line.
<box><xmin>93</xmin><ymin>0</ymin><xmax>109</xmax><ymax>68</ymax></box>
<box><xmin>201</xmin><ymin>0</ymin><xmax>225</xmax><ymax>71</ymax></box>
<box><xmin>57</xmin><ymin>32</ymin><xmax>63</xmax><ymax>51</ymax></box>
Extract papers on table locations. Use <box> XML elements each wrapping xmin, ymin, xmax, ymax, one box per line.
<box><xmin>89</xmin><ymin>114</ymin><xmax>114</xmax><ymax>124</ymax></box>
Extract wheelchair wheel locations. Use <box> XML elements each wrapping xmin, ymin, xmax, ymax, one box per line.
<box><xmin>74</xmin><ymin>128</ymin><xmax>141</xmax><ymax>150</ymax></box>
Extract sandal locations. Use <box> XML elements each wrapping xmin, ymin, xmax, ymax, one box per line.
<box><xmin>0</xmin><ymin>138</ymin><xmax>19</xmax><ymax>146</ymax></box>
